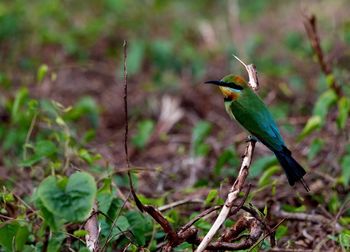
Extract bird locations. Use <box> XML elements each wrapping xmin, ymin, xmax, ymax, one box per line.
<box><xmin>205</xmin><ymin>74</ymin><xmax>309</xmax><ymax>191</ymax></box>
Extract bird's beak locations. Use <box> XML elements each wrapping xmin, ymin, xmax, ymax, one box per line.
<box><xmin>204</xmin><ymin>80</ymin><xmax>231</xmax><ymax>88</ymax></box>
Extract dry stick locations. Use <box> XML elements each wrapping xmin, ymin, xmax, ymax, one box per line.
<box><xmin>272</xmin><ymin>207</ymin><xmax>343</xmax><ymax>232</ymax></box>
<box><xmin>84</xmin><ymin>204</ymin><xmax>99</xmax><ymax>252</ymax></box>
<box><xmin>196</xmin><ymin>141</ymin><xmax>256</xmax><ymax>252</ymax></box>
<box><xmin>233</xmin><ymin>55</ymin><xmax>259</xmax><ymax>91</ymax></box>
<box><xmin>248</xmin><ymin>218</ymin><xmax>286</xmax><ymax>252</ymax></box>
<box><xmin>122</xmin><ymin>40</ymin><xmax>144</xmax><ymax>211</ymax></box>
<box><xmin>303</xmin><ymin>14</ymin><xmax>342</xmax><ymax>97</ymax></box>
<box><xmin>158</xmin><ymin>198</ymin><xmax>204</xmax><ymax>212</ymax></box>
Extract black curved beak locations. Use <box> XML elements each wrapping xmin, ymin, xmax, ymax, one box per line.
<box><xmin>204</xmin><ymin>80</ymin><xmax>243</xmax><ymax>90</ymax></box>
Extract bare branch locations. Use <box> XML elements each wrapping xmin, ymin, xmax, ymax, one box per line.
<box><xmin>158</xmin><ymin>198</ymin><xmax>203</xmax><ymax>212</ymax></box>
<box><xmin>196</xmin><ymin>141</ymin><xmax>256</xmax><ymax>252</ymax></box>
<box><xmin>302</xmin><ymin>14</ymin><xmax>342</xmax><ymax>96</ymax></box>
<box><xmin>272</xmin><ymin>205</ymin><xmax>343</xmax><ymax>232</ymax></box>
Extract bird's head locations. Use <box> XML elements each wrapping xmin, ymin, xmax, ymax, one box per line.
<box><xmin>205</xmin><ymin>74</ymin><xmax>247</xmax><ymax>101</ymax></box>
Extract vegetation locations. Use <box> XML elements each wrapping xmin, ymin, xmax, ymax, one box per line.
<box><xmin>0</xmin><ymin>0</ymin><xmax>349</xmax><ymax>251</ymax></box>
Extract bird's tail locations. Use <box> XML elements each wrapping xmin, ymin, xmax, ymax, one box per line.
<box><xmin>274</xmin><ymin>147</ymin><xmax>309</xmax><ymax>192</ymax></box>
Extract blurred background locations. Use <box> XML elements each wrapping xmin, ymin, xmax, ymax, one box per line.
<box><xmin>1</xmin><ymin>0</ymin><xmax>350</xmax><ymax>251</ymax></box>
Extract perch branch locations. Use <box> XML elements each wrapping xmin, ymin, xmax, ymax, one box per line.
<box><xmin>233</xmin><ymin>55</ymin><xmax>259</xmax><ymax>91</ymax></box>
<box><xmin>196</xmin><ymin>140</ymin><xmax>256</xmax><ymax>252</ymax></box>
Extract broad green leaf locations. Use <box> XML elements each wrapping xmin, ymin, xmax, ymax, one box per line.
<box><xmin>97</xmin><ymin>178</ymin><xmax>113</xmax><ymax>214</ymax></box>
<box><xmin>21</xmin><ymin>140</ymin><xmax>58</xmax><ymax>166</ymax></box>
<box><xmin>337</xmin><ymin>97</ymin><xmax>350</xmax><ymax>129</ymax></box>
<box><xmin>127</xmin><ymin>41</ymin><xmax>145</xmax><ymax>75</ymax></box>
<box><xmin>328</xmin><ymin>193</ymin><xmax>340</xmax><ymax>214</ymax></box>
<box><xmin>191</xmin><ymin>121</ymin><xmax>212</xmax><ymax>156</ymax></box>
<box><xmin>11</xmin><ymin>87</ymin><xmax>28</xmax><ymax>122</ymax></box>
<box><xmin>125</xmin><ymin>211</ymin><xmax>153</xmax><ymax>246</ymax></box>
<box><xmin>37</xmin><ymin>172</ymin><xmax>97</xmax><ymax>222</ymax></box>
<box><xmin>339</xmin><ymin>231</ymin><xmax>350</xmax><ymax>251</ymax></box>
<box><xmin>282</xmin><ymin>204</ymin><xmax>306</xmax><ymax>213</ymax></box>
<box><xmin>131</xmin><ymin>120</ymin><xmax>155</xmax><ymax>149</ymax></box>
<box><xmin>249</xmin><ymin>155</ymin><xmax>277</xmax><ymax>178</ymax></box>
<box><xmin>108</xmin><ymin>216</ymin><xmax>130</xmax><ymax>239</ymax></box>
<box><xmin>205</xmin><ymin>189</ymin><xmax>218</xmax><ymax>205</ymax></box>
<box><xmin>308</xmin><ymin>138</ymin><xmax>325</xmax><ymax>161</ymax></box>
<box><xmin>340</xmin><ymin>155</ymin><xmax>350</xmax><ymax>186</ymax></box>
<box><xmin>313</xmin><ymin>89</ymin><xmax>337</xmax><ymax>121</ymax></box>
<box><xmin>275</xmin><ymin>225</ymin><xmax>288</xmax><ymax>239</ymax></box>
<box><xmin>73</xmin><ymin>230</ymin><xmax>88</xmax><ymax>237</ymax></box>
<box><xmin>258</xmin><ymin>165</ymin><xmax>279</xmax><ymax>187</ymax></box>
<box><xmin>0</xmin><ymin>221</ymin><xmax>29</xmax><ymax>252</ymax></box>
<box><xmin>47</xmin><ymin>232</ymin><xmax>66</xmax><ymax>252</ymax></box>
<box><xmin>214</xmin><ymin>145</ymin><xmax>239</xmax><ymax>176</ymax></box>
<box><xmin>65</xmin><ymin>97</ymin><xmax>100</xmax><ymax>128</ymax></box>
<box><xmin>298</xmin><ymin>115</ymin><xmax>321</xmax><ymax>141</ymax></box>
<box><xmin>37</xmin><ymin>64</ymin><xmax>49</xmax><ymax>82</ymax></box>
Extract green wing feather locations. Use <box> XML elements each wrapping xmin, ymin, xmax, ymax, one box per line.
<box><xmin>225</xmin><ymin>88</ymin><xmax>285</xmax><ymax>151</ymax></box>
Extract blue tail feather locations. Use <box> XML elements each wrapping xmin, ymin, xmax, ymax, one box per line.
<box><xmin>274</xmin><ymin>147</ymin><xmax>308</xmax><ymax>191</ymax></box>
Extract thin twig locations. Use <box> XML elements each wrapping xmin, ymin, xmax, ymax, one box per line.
<box><xmin>123</xmin><ymin>40</ymin><xmax>130</xmax><ymax>168</ymax></box>
<box><xmin>303</xmin><ymin>14</ymin><xmax>342</xmax><ymax>96</ymax></box>
<box><xmin>158</xmin><ymin>198</ymin><xmax>204</xmax><ymax>212</ymax></box>
<box><xmin>248</xmin><ymin>218</ymin><xmax>286</xmax><ymax>252</ymax></box>
<box><xmin>233</xmin><ymin>55</ymin><xmax>259</xmax><ymax>91</ymax></box>
<box><xmin>196</xmin><ymin>141</ymin><xmax>256</xmax><ymax>252</ymax></box>
<box><xmin>272</xmin><ymin>205</ymin><xmax>343</xmax><ymax>232</ymax></box>
<box><xmin>179</xmin><ymin>206</ymin><xmax>221</xmax><ymax>234</ymax></box>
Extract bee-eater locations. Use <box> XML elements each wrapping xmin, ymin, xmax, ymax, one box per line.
<box><xmin>205</xmin><ymin>74</ymin><xmax>309</xmax><ymax>191</ymax></box>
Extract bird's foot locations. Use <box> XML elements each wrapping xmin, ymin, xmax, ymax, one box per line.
<box><xmin>246</xmin><ymin>135</ymin><xmax>258</xmax><ymax>143</ymax></box>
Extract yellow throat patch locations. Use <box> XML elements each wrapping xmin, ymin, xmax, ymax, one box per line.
<box><xmin>219</xmin><ymin>86</ymin><xmax>240</xmax><ymax>100</ymax></box>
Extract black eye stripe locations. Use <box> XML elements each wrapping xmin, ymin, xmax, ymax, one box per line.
<box><xmin>226</xmin><ymin>82</ymin><xmax>243</xmax><ymax>90</ymax></box>
<box><xmin>204</xmin><ymin>80</ymin><xmax>243</xmax><ymax>90</ymax></box>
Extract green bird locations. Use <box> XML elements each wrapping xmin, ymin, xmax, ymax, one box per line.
<box><xmin>205</xmin><ymin>74</ymin><xmax>309</xmax><ymax>191</ymax></box>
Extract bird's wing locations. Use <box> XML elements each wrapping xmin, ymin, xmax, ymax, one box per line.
<box><xmin>230</xmin><ymin>101</ymin><xmax>285</xmax><ymax>151</ymax></box>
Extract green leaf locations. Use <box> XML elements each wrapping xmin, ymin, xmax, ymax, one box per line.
<box><xmin>328</xmin><ymin>193</ymin><xmax>340</xmax><ymax>214</ymax></box>
<box><xmin>214</xmin><ymin>145</ymin><xmax>239</xmax><ymax>176</ymax></box>
<box><xmin>308</xmin><ymin>138</ymin><xmax>325</xmax><ymax>161</ymax></box>
<box><xmin>275</xmin><ymin>225</ymin><xmax>288</xmax><ymax>239</ymax></box>
<box><xmin>249</xmin><ymin>155</ymin><xmax>277</xmax><ymax>178</ymax></box>
<box><xmin>21</xmin><ymin>140</ymin><xmax>58</xmax><ymax>166</ymax></box>
<box><xmin>37</xmin><ymin>64</ymin><xmax>49</xmax><ymax>82</ymax></box>
<box><xmin>205</xmin><ymin>189</ymin><xmax>218</xmax><ymax>205</ymax></box>
<box><xmin>127</xmin><ymin>41</ymin><xmax>145</xmax><ymax>75</ymax></box>
<box><xmin>11</xmin><ymin>87</ymin><xmax>28</xmax><ymax>122</ymax></box>
<box><xmin>282</xmin><ymin>204</ymin><xmax>306</xmax><ymax>213</ymax></box>
<box><xmin>191</xmin><ymin>121</ymin><xmax>212</xmax><ymax>157</ymax></box>
<box><xmin>37</xmin><ymin>172</ymin><xmax>97</xmax><ymax>222</ymax></box>
<box><xmin>0</xmin><ymin>221</ymin><xmax>29</xmax><ymax>252</ymax></box>
<box><xmin>341</xmin><ymin>155</ymin><xmax>350</xmax><ymax>186</ymax></box>
<box><xmin>339</xmin><ymin>230</ymin><xmax>350</xmax><ymax>251</ymax></box>
<box><xmin>47</xmin><ymin>232</ymin><xmax>66</xmax><ymax>252</ymax></box>
<box><xmin>97</xmin><ymin>178</ymin><xmax>113</xmax><ymax>214</ymax></box>
<box><xmin>337</xmin><ymin>97</ymin><xmax>350</xmax><ymax>129</ymax></box>
<box><xmin>131</xmin><ymin>120</ymin><xmax>155</xmax><ymax>149</ymax></box>
<box><xmin>125</xmin><ymin>211</ymin><xmax>153</xmax><ymax>246</ymax></box>
<box><xmin>258</xmin><ymin>165</ymin><xmax>279</xmax><ymax>187</ymax></box>
<box><xmin>313</xmin><ymin>89</ymin><xmax>337</xmax><ymax>121</ymax></box>
<box><xmin>65</xmin><ymin>96</ymin><xmax>100</xmax><ymax>128</ymax></box>
<box><xmin>73</xmin><ymin>230</ymin><xmax>88</xmax><ymax>237</ymax></box>
<box><xmin>298</xmin><ymin>115</ymin><xmax>321</xmax><ymax>141</ymax></box>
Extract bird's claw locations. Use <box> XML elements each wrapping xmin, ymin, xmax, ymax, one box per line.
<box><xmin>246</xmin><ymin>135</ymin><xmax>258</xmax><ymax>143</ymax></box>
